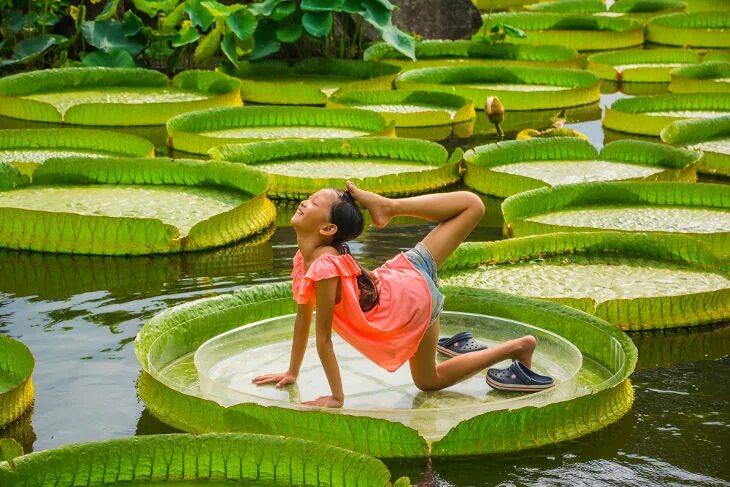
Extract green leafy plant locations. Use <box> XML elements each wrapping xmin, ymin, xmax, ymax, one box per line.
<box><xmin>1</xmin><ymin>0</ymin><xmax>416</xmax><ymax>72</ymax></box>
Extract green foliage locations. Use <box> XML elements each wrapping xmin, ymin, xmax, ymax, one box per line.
<box><xmin>1</xmin><ymin>0</ymin><xmax>415</xmax><ymax>72</ymax></box>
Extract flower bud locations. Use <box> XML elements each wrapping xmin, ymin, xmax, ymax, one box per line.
<box><xmin>485</xmin><ymin>96</ymin><xmax>504</xmax><ymax>124</ymax></box>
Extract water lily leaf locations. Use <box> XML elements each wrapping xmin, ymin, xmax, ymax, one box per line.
<box><xmin>301</xmin><ymin>0</ymin><xmax>345</xmax><ymax>11</ymax></box>
<box><xmin>226</xmin><ymin>9</ymin><xmax>257</xmax><ymax>40</ymax></box>
<box><xmin>171</xmin><ymin>24</ymin><xmax>201</xmax><ymax>47</ymax></box>
<box><xmin>81</xmin><ymin>47</ymin><xmax>136</xmax><ymax>67</ymax></box>
<box><xmin>276</xmin><ymin>18</ymin><xmax>303</xmax><ymax>42</ymax></box>
<box><xmin>82</xmin><ymin>20</ymin><xmax>146</xmax><ymax>55</ymax></box>
<box><xmin>272</xmin><ymin>1</ymin><xmax>296</xmax><ymax>20</ymax></box>
<box><xmin>185</xmin><ymin>0</ymin><xmax>215</xmax><ymax>30</ymax></box>
<box><xmin>250</xmin><ymin>21</ymin><xmax>281</xmax><ymax>60</ymax></box>
<box><xmin>95</xmin><ymin>0</ymin><xmax>120</xmax><ymax>21</ymax></box>
<box><xmin>342</xmin><ymin>0</ymin><xmax>365</xmax><ymax>13</ymax></box>
<box><xmin>302</xmin><ymin>11</ymin><xmax>333</xmax><ymax>37</ymax></box>
<box><xmin>0</xmin><ymin>34</ymin><xmax>57</xmax><ymax>66</ymax></box>
<box><xmin>0</xmin><ymin>438</ymin><xmax>23</xmax><ymax>467</ymax></box>
<box><xmin>123</xmin><ymin>10</ymin><xmax>144</xmax><ymax>36</ymax></box>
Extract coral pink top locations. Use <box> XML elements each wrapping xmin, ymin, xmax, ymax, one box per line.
<box><xmin>292</xmin><ymin>250</ymin><xmax>432</xmax><ymax>372</ymax></box>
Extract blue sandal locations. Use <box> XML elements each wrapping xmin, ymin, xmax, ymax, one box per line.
<box><xmin>437</xmin><ymin>331</ymin><xmax>488</xmax><ymax>357</ymax></box>
<box><xmin>486</xmin><ymin>360</ymin><xmax>555</xmax><ymax>392</ymax></box>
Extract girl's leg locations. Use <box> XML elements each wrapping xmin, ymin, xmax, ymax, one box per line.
<box><xmin>347</xmin><ymin>182</ymin><xmax>484</xmax><ymax>267</ymax></box>
<box><xmin>409</xmin><ymin>320</ymin><xmax>537</xmax><ymax>392</ymax></box>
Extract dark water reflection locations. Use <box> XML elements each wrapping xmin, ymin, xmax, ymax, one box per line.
<box><xmin>0</xmin><ymin>83</ymin><xmax>728</xmax><ymax>485</ymax></box>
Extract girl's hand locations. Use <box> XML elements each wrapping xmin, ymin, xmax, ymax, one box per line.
<box><xmin>252</xmin><ymin>371</ymin><xmax>297</xmax><ymax>388</ymax></box>
<box><xmin>302</xmin><ymin>395</ymin><xmax>344</xmax><ymax>408</ymax></box>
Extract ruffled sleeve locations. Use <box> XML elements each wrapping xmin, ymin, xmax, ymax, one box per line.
<box><xmin>291</xmin><ymin>251</ymin><xmax>361</xmax><ymax>305</ymax></box>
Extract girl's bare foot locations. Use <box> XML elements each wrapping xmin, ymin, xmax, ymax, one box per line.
<box><xmin>346</xmin><ymin>181</ymin><xmax>394</xmax><ymax>228</ymax></box>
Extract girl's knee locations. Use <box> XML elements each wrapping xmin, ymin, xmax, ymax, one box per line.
<box><xmin>462</xmin><ymin>191</ymin><xmax>485</xmax><ymax>216</ymax></box>
<box><xmin>414</xmin><ymin>377</ymin><xmax>441</xmax><ymax>392</ymax></box>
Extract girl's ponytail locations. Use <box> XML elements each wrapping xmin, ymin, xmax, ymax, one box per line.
<box><xmin>330</xmin><ymin>190</ymin><xmax>380</xmax><ymax>312</ymax></box>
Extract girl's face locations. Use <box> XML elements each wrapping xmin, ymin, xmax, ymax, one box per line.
<box><xmin>291</xmin><ymin>189</ymin><xmax>339</xmax><ymax>236</ymax></box>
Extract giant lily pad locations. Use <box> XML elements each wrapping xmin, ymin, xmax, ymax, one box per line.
<box><xmin>441</xmin><ymin>232</ymin><xmax>729</xmax><ymax>330</ymax></box>
<box><xmin>0</xmin><ymin>128</ymin><xmax>154</xmax><ymax>177</ymax></box>
<box><xmin>0</xmin><ymin>335</ymin><xmax>34</xmax><ymax>429</ymax></box>
<box><xmin>464</xmin><ymin>138</ymin><xmax>700</xmax><ymax>197</ymax></box>
<box><xmin>220</xmin><ymin>58</ymin><xmax>401</xmax><ymax>105</ymax></box>
<box><xmin>669</xmin><ymin>62</ymin><xmax>730</xmax><ymax>93</ymax></box>
<box><xmin>395</xmin><ymin>66</ymin><xmax>600</xmax><ymax>110</ymax></box>
<box><xmin>501</xmin><ymin>181</ymin><xmax>730</xmax><ymax>257</ymax></box>
<box><xmin>363</xmin><ymin>41</ymin><xmax>581</xmax><ymax>69</ymax></box>
<box><xmin>603</xmin><ymin>93</ymin><xmax>730</xmax><ymax>135</ymax></box>
<box><xmin>210</xmin><ymin>137</ymin><xmax>460</xmax><ymax>200</ymax></box>
<box><xmin>525</xmin><ymin>0</ymin><xmax>686</xmax><ymax>20</ymax></box>
<box><xmin>135</xmin><ymin>282</ymin><xmax>636</xmax><ymax>458</ymax></box>
<box><xmin>647</xmin><ymin>12</ymin><xmax>730</xmax><ymax>47</ymax></box>
<box><xmin>0</xmin><ymin>433</ymin><xmax>398</xmax><ymax>486</ymax></box>
<box><xmin>0</xmin><ymin>68</ymin><xmax>242</xmax><ymax>126</ymax></box>
<box><xmin>0</xmin><ymin>157</ymin><xmax>275</xmax><ymax>255</ymax></box>
<box><xmin>586</xmin><ymin>48</ymin><xmax>701</xmax><ymax>82</ymax></box>
<box><xmin>167</xmin><ymin>106</ymin><xmax>392</xmax><ymax>155</ymax></box>
<box><xmin>480</xmin><ymin>13</ymin><xmax>645</xmax><ymax>51</ymax></box>
<box><xmin>661</xmin><ymin>114</ymin><xmax>730</xmax><ymax>176</ymax></box>
<box><xmin>326</xmin><ymin>91</ymin><xmax>476</xmax><ymax>127</ymax></box>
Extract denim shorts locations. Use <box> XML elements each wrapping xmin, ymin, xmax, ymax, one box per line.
<box><xmin>404</xmin><ymin>242</ymin><xmax>445</xmax><ymax>326</ymax></box>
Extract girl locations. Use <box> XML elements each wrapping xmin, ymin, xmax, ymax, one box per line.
<box><xmin>253</xmin><ymin>182</ymin><xmax>552</xmax><ymax>407</ymax></box>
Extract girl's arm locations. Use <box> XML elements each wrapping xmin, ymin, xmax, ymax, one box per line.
<box><xmin>252</xmin><ymin>301</ymin><xmax>313</xmax><ymax>388</ymax></box>
<box><xmin>303</xmin><ymin>276</ymin><xmax>344</xmax><ymax>408</ymax></box>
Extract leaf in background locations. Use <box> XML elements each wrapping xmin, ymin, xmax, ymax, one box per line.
<box><xmin>82</xmin><ymin>20</ymin><xmax>146</xmax><ymax>55</ymax></box>
<box><xmin>193</xmin><ymin>21</ymin><xmax>223</xmax><ymax>64</ymax></box>
<box><xmin>341</xmin><ymin>0</ymin><xmax>364</xmax><ymax>13</ymax></box>
<box><xmin>123</xmin><ymin>11</ymin><xmax>144</xmax><ymax>36</ymax></box>
<box><xmin>37</xmin><ymin>13</ymin><xmax>60</xmax><ymax>26</ymax></box>
<box><xmin>301</xmin><ymin>0</ymin><xmax>345</xmax><ymax>11</ymax></box>
<box><xmin>379</xmin><ymin>25</ymin><xmax>415</xmax><ymax>60</ymax></box>
<box><xmin>275</xmin><ymin>17</ymin><xmax>303</xmax><ymax>42</ymax></box>
<box><xmin>132</xmin><ymin>0</ymin><xmax>180</xmax><ymax>17</ymax></box>
<box><xmin>226</xmin><ymin>9</ymin><xmax>257</xmax><ymax>40</ymax></box>
<box><xmin>171</xmin><ymin>23</ymin><xmax>201</xmax><ymax>47</ymax></box>
<box><xmin>162</xmin><ymin>3</ymin><xmax>186</xmax><ymax>29</ymax></box>
<box><xmin>272</xmin><ymin>1</ymin><xmax>296</xmax><ymax>21</ymax></box>
<box><xmin>302</xmin><ymin>11</ymin><xmax>333</xmax><ymax>37</ymax></box>
<box><xmin>221</xmin><ymin>31</ymin><xmax>238</xmax><ymax>64</ymax></box>
<box><xmin>250</xmin><ymin>20</ymin><xmax>281</xmax><ymax>60</ymax></box>
<box><xmin>201</xmin><ymin>0</ymin><xmax>240</xmax><ymax>18</ymax></box>
<box><xmin>0</xmin><ymin>438</ymin><xmax>23</xmax><ymax>469</ymax></box>
<box><xmin>3</xmin><ymin>10</ymin><xmax>25</xmax><ymax>33</ymax></box>
<box><xmin>95</xmin><ymin>0</ymin><xmax>120</xmax><ymax>21</ymax></box>
<box><xmin>503</xmin><ymin>24</ymin><xmax>526</xmax><ymax>39</ymax></box>
<box><xmin>81</xmin><ymin>47</ymin><xmax>136</xmax><ymax>67</ymax></box>
<box><xmin>248</xmin><ymin>0</ymin><xmax>282</xmax><ymax>17</ymax></box>
<box><xmin>185</xmin><ymin>0</ymin><xmax>215</xmax><ymax>30</ymax></box>
<box><xmin>360</xmin><ymin>0</ymin><xmax>390</xmax><ymax>29</ymax></box>
<box><xmin>0</xmin><ymin>34</ymin><xmax>57</xmax><ymax>66</ymax></box>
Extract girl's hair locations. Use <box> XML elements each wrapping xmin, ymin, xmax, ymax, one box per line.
<box><xmin>329</xmin><ymin>189</ymin><xmax>379</xmax><ymax>312</ymax></box>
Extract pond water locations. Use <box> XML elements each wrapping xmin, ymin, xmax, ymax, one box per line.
<box><xmin>0</xmin><ymin>84</ymin><xmax>728</xmax><ymax>486</ymax></box>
